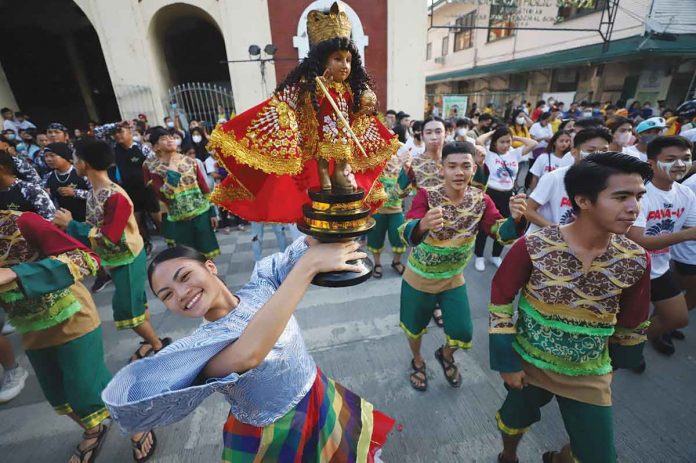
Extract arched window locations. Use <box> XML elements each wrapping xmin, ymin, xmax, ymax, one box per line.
<box><xmin>292</xmin><ymin>0</ymin><xmax>369</xmax><ymax>64</ymax></box>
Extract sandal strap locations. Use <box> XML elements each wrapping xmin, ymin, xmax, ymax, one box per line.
<box><xmin>132</xmin><ymin>430</ymin><xmax>152</xmax><ymax>450</ymax></box>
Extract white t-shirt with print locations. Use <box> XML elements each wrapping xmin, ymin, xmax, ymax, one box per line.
<box><xmin>527</xmin><ymin>165</ymin><xmax>574</xmax><ymax>234</ymax></box>
<box><xmin>623</xmin><ymin>145</ymin><xmax>647</xmax><ymax>162</ymax></box>
<box><xmin>670</xmin><ymin>175</ymin><xmax>696</xmax><ymax>265</ymax></box>
<box><xmin>484</xmin><ymin>146</ymin><xmax>526</xmax><ymax>191</ymax></box>
<box><xmin>529</xmin><ymin>152</ymin><xmax>574</xmax><ymax>179</ymax></box>
<box><xmin>633</xmin><ymin>181</ymin><xmax>696</xmax><ymax>278</ymax></box>
<box><xmin>530</xmin><ymin>122</ymin><xmax>553</xmax><ymax>147</ymax></box>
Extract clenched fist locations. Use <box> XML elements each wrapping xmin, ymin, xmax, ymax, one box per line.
<box><xmin>420</xmin><ymin>206</ymin><xmax>444</xmax><ymax>232</ymax></box>
<box><xmin>509</xmin><ymin>194</ymin><xmax>527</xmax><ymax>222</ymax></box>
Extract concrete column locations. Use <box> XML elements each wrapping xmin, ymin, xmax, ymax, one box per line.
<box><xmin>387</xmin><ymin>0</ymin><xmax>427</xmax><ymax>117</ymax></box>
<box><xmin>219</xmin><ymin>0</ymin><xmax>276</xmax><ymax>112</ymax></box>
<box><xmin>0</xmin><ymin>61</ymin><xmax>18</xmax><ymax>110</ymax></box>
<box><xmin>64</xmin><ymin>34</ymin><xmax>99</xmax><ymax>122</ymax></box>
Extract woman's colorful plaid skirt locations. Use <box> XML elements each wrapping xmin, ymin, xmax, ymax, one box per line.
<box><xmin>222</xmin><ymin>368</ymin><xmax>394</xmax><ymax>462</ymax></box>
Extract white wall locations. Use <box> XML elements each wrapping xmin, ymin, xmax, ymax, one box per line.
<box><xmin>0</xmin><ymin>61</ymin><xmax>18</xmax><ymax>111</ymax></box>
<box><xmin>387</xmin><ymin>0</ymin><xmax>427</xmax><ymax>117</ymax></box>
<box><xmin>73</xmin><ymin>0</ymin><xmax>275</xmax><ymax>121</ymax></box>
<box><xmin>426</xmin><ymin>1</ymin><xmax>650</xmax><ymax>79</ymax></box>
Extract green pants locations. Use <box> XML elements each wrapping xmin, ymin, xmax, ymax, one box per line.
<box><xmin>400</xmin><ymin>280</ymin><xmax>473</xmax><ymax>349</ymax></box>
<box><xmin>110</xmin><ymin>249</ymin><xmax>147</xmax><ymax>330</ymax></box>
<box><xmin>170</xmin><ymin>211</ymin><xmax>220</xmax><ymax>259</ymax></box>
<box><xmin>162</xmin><ymin>214</ymin><xmax>175</xmax><ymax>245</ymax></box>
<box><xmin>26</xmin><ymin>326</ymin><xmax>112</xmax><ymax>429</ymax></box>
<box><xmin>497</xmin><ymin>384</ymin><xmax>616</xmax><ymax>463</ymax></box>
<box><xmin>367</xmin><ymin>212</ymin><xmax>406</xmax><ymax>254</ymax></box>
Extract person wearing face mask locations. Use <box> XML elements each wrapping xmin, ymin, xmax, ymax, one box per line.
<box><xmin>474</xmin><ymin>127</ymin><xmax>537</xmax><ymax>271</ymax></box>
<box><xmin>606</xmin><ymin>117</ymin><xmax>636</xmax><ymax>155</ymax></box>
<box><xmin>509</xmin><ymin>110</ymin><xmax>531</xmax><ymax>148</ymax></box>
<box><xmin>190</xmin><ymin>127</ymin><xmax>210</xmax><ymax>162</ymax></box>
<box><xmin>625</xmin><ymin>117</ymin><xmax>666</xmax><ymax>162</ymax></box>
<box><xmin>525</xmin><ymin>128</ymin><xmax>611</xmax><ymax>234</ymax></box>
<box><xmin>529</xmin><ymin>112</ymin><xmax>554</xmax><ymax>151</ymax></box>
<box><xmin>627</xmin><ymin>136</ymin><xmax>696</xmax><ymax>364</ymax></box>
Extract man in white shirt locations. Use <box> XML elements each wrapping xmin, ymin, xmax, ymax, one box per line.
<box><xmin>672</xmin><ymin>170</ymin><xmax>696</xmax><ymax>313</ymax></box>
<box><xmin>1</xmin><ymin>108</ymin><xmax>18</xmax><ymax>135</ymax></box>
<box><xmin>525</xmin><ymin>128</ymin><xmax>612</xmax><ymax>233</ymax></box>
<box><xmin>14</xmin><ymin>112</ymin><xmax>36</xmax><ymax>131</ymax></box>
<box><xmin>627</xmin><ymin>136</ymin><xmax>696</xmax><ymax>361</ymax></box>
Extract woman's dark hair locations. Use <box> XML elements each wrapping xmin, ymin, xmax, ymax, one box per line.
<box><xmin>0</xmin><ymin>149</ymin><xmax>17</xmax><ymax>174</ymax></box>
<box><xmin>546</xmin><ymin>129</ymin><xmax>573</xmax><ymax>154</ymax></box>
<box><xmin>147</xmin><ymin>246</ymin><xmax>208</xmax><ymax>289</ymax></box>
<box><xmin>565</xmin><ymin>152</ymin><xmax>652</xmax><ymax>212</ymax></box>
<box><xmin>606</xmin><ymin>116</ymin><xmax>633</xmax><ymax>134</ymax></box>
<box><xmin>411</xmin><ymin>120</ymin><xmax>424</xmax><ymax>142</ymax></box>
<box><xmin>558</xmin><ymin>119</ymin><xmax>573</xmax><ymax>131</ymax></box>
<box><xmin>276</xmin><ymin>37</ymin><xmax>373</xmax><ymax>113</ymax></box>
<box><xmin>422</xmin><ymin>116</ymin><xmax>445</xmax><ymax>130</ymax></box>
<box><xmin>489</xmin><ymin>127</ymin><xmax>512</xmax><ymax>154</ymax></box>
<box><xmin>510</xmin><ymin>108</ymin><xmax>525</xmax><ymax>125</ymax></box>
<box><xmin>538</xmin><ymin>111</ymin><xmax>552</xmax><ymax>122</ymax></box>
<box><xmin>190</xmin><ymin>126</ymin><xmax>206</xmax><ymax>138</ymax></box>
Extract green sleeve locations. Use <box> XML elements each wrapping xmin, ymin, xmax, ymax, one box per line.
<box><xmin>489</xmin><ymin>333</ymin><xmax>523</xmax><ymax>372</ymax></box>
<box><xmin>497</xmin><ymin>216</ymin><xmax>521</xmax><ymax>243</ymax></box>
<box><xmin>397</xmin><ymin>168</ymin><xmax>411</xmax><ymax>191</ymax></box>
<box><xmin>12</xmin><ymin>258</ymin><xmax>75</xmax><ymax>298</ymax></box>
<box><xmin>66</xmin><ymin>220</ymin><xmax>94</xmax><ymax>248</ymax></box>
<box><xmin>398</xmin><ymin>219</ymin><xmax>426</xmax><ymax>247</ymax></box>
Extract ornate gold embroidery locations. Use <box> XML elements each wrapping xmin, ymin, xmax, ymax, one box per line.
<box><xmin>317</xmin><ymin>142</ymin><xmax>352</xmax><ymax>161</ymax></box>
<box><xmin>305</xmin><ymin>217</ymin><xmax>370</xmax><ymax>231</ymax></box>
<box><xmin>208</xmin><ymin>86</ymin><xmax>304</xmax><ymax>176</ymax></box>
<box><xmin>210</xmin><ymin>173</ymin><xmax>254</xmax><ymax>204</ymax></box>
<box><xmin>364</xmin><ymin>181</ymin><xmax>388</xmax><ymax>206</ymax></box>
<box><xmin>311</xmin><ymin>200</ymin><xmax>364</xmax><ymax>212</ymax></box>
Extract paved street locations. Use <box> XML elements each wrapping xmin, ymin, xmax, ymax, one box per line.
<box><xmin>1</xmin><ymin>226</ymin><xmax>696</xmax><ymax>462</ymax></box>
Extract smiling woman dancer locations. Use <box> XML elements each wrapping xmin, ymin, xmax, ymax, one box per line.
<box><xmin>102</xmin><ymin>236</ymin><xmax>394</xmax><ymax>462</ymax></box>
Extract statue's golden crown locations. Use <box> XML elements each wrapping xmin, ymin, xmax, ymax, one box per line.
<box><xmin>307</xmin><ymin>2</ymin><xmax>352</xmax><ymax>46</ymax></box>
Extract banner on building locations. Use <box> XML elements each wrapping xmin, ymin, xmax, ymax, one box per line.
<box><xmin>541</xmin><ymin>92</ymin><xmax>576</xmax><ymax>107</ymax></box>
<box><xmin>442</xmin><ymin>95</ymin><xmax>469</xmax><ymax>120</ymax></box>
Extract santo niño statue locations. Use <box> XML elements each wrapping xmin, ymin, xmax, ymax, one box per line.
<box><xmin>208</xmin><ymin>2</ymin><xmax>398</xmax><ymax>224</ymax></box>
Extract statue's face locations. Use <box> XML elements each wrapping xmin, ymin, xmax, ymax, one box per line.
<box><xmin>325</xmin><ymin>50</ymin><xmax>352</xmax><ymax>82</ymax></box>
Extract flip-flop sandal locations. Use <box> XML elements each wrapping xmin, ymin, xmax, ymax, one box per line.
<box><xmin>154</xmin><ymin>337</ymin><xmax>173</xmax><ymax>354</ymax></box>
<box><xmin>129</xmin><ymin>342</ymin><xmax>155</xmax><ymax>364</ymax></box>
<box><xmin>73</xmin><ymin>422</ymin><xmax>110</xmax><ymax>463</ymax></box>
<box><xmin>435</xmin><ymin>346</ymin><xmax>461</xmax><ymax>388</ymax></box>
<box><xmin>132</xmin><ymin>430</ymin><xmax>157</xmax><ymax>463</ymax></box>
<box><xmin>391</xmin><ymin>262</ymin><xmax>405</xmax><ymax>275</ymax></box>
<box><xmin>410</xmin><ymin>359</ymin><xmax>427</xmax><ymax>392</ymax></box>
<box><xmin>373</xmin><ymin>264</ymin><xmax>383</xmax><ymax>279</ymax></box>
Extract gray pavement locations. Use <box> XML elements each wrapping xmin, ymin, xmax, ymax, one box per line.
<box><xmin>1</xmin><ymin>226</ymin><xmax>696</xmax><ymax>462</ymax></box>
